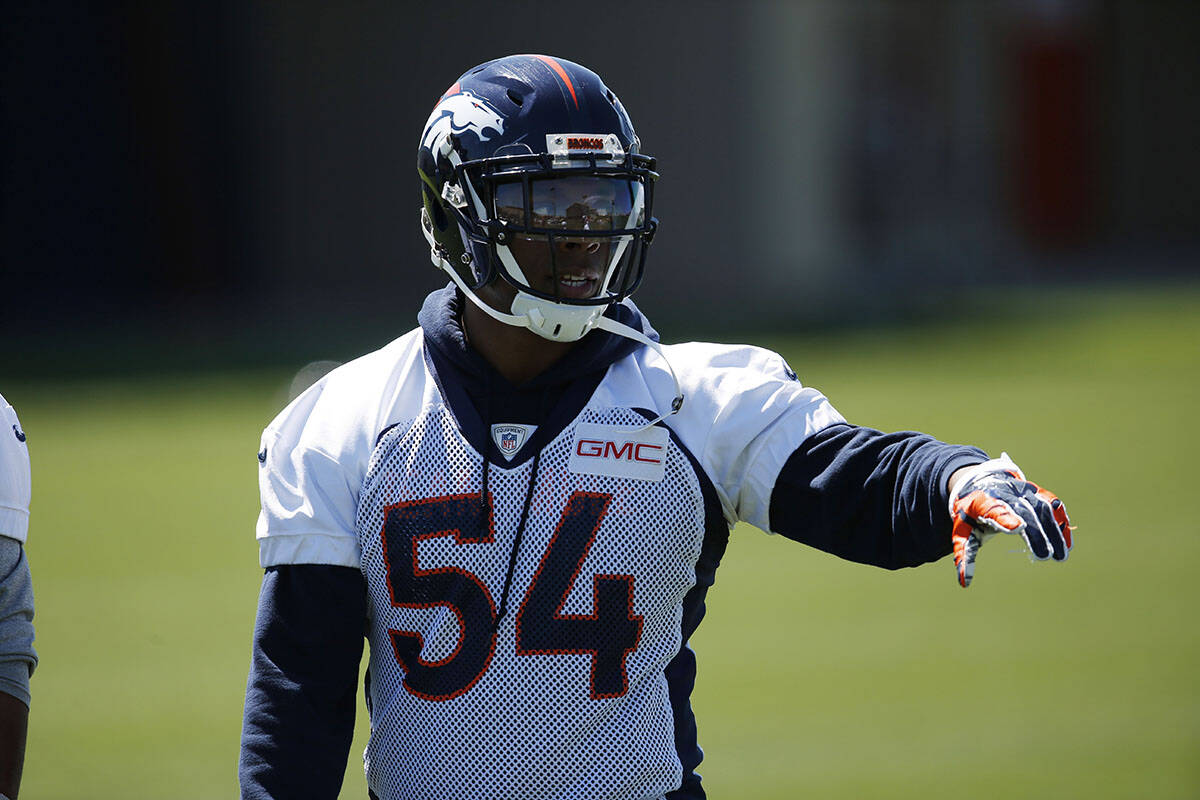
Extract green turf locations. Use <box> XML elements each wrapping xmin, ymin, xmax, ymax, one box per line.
<box><xmin>9</xmin><ymin>282</ymin><xmax>1198</xmax><ymax>798</ymax></box>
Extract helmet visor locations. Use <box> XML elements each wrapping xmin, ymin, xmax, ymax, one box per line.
<box><xmin>494</xmin><ymin>176</ymin><xmax>641</xmax><ymax>233</ymax></box>
<box><xmin>491</xmin><ymin>176</ymin><xmax>647</xmax><ymax>303</ymax></box>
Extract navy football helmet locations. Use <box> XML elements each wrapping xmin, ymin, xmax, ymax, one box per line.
<box><xmin>418</xmin><ymin>54</ymin><xmax>659</xmax><ymax>342</ymax></box>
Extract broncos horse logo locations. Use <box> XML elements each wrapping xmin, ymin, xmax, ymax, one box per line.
<box><xmin>421</xmin><ymin>90</ymin><xmax>506</xmax><ymax>153</ymax></box>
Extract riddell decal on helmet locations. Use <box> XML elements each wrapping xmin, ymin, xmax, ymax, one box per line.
<box><xmin>421</xmin><ymin>90</ymin><xmax>506</xmax><ymax>154</ymax></box>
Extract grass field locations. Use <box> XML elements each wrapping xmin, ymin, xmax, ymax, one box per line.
<box><xmin>8</xmin><ymin>282</ymin><xmax>1198</xmax><ymax>798</ymax></box>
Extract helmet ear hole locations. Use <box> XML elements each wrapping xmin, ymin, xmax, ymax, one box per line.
<box><xmin>506</xmin><ymin>88</ymin><xmax>524</xmax><ymax>107</ymax></box>
<box><xmin>423</xmin><ymin>185</ymin><xmax>449</xmax><ymax>232</ymax></box>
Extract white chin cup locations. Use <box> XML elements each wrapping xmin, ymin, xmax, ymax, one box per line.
<box><xmin>509</xmin><ymin>292</ymin><xmax>604</xmax><ymax>342</ymax></box>
<box><xmin>430</xmin><ymin>244</ymin><xmax>603</xmax><ymax>344</ymax></box>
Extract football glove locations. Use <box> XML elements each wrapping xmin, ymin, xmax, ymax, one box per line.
<box><xmin>948</xmin><ymin>453</ymin><xmax>1072</xmax><ymax>588</ymax></box>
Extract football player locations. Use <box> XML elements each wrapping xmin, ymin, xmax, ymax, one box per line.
<box><xmin>0</xmin><ymin>393</ymin><xmax>38</xmax><ymax>800</ymax></box>
<box><xmin>239</xmin><ymin>54</ymin><xmax>1071</xmax><ymax>800</ymax></box>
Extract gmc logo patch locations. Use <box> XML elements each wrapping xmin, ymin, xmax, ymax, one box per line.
<box><xmin>568</xmin><ymin>422</ymin><xmax>669</xmax><ymax>482</ymax></box>
<box><xmin>575</xmin><ymin>439</ymin><xmax>664</xmax><ymax>463</ymax></box>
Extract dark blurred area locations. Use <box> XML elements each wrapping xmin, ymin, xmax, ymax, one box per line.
<box><xmin>3</xmin><ymin>0</ymin><xmax>1198</xmax><ymax>377</ymax></box>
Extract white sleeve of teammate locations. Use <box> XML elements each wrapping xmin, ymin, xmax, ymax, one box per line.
<box><xmin>256</xmin><ymin>380</ymin><xmax>369</xmax><ymax>570</ymax></box>
<box><xmin>0</xmin><ymin>397</ymin><xmax>31</xmax><ymax>545</ymax></box>
<box><xmin>0</xmin><ymin>394</ymin><xmax>36</xmax><ymax>705</ymax></box>
<box><xmin>667</xmin><ymin>344</ymin><xmax>846</xmax><ymax>531</ymax></box>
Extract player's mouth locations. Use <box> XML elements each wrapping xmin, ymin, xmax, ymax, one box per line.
<box><xmin>554</xmin><ymin>271</ymin><xmax>600</xmax><ymax>299</ymax></box>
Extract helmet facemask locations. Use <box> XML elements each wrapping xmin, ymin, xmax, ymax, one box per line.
<box><xmin>427</xmin><ymin>145</ymin><xmax>657</xmax><ymax>342</ymax></box>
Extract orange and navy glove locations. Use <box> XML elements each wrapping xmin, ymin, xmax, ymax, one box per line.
<box><xmin>948</xmin><ymin>454</ymin><xmax>1072</xmax><ymax>588</ymax></box>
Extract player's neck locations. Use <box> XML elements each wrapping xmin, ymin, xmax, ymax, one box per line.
<box><xmin>461</xmin><ymin>299</ymin><xmax>575</xmax><ymax>386</ymax></box>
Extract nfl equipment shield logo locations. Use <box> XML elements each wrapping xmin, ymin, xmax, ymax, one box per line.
<box><xmin>490</xmin><ymin>423</ymin><xmax>537</xmax><ymax>462</ymax></box>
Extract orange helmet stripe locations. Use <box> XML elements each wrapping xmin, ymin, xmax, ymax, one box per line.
<box><xmin>533</xmin><ymin>55</ymin><xmax>579</xmax><ymax>109</ymax></box>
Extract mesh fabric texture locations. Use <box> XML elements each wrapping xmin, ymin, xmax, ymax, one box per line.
<box><xmin>357</xmin><ymin>404</ymin><xmax>708</xmax><ymax>800</ymax></box>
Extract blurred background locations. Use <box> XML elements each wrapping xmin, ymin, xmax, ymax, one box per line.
<box><xmin>2</xmin><ymin>1</ymin><xmax>1198</xmax><ymax>798</ymax></box>
<box><xmin>4</xmin><ymin>0</ymin><xmax>1197</xmax><ymax>366</ymax></box>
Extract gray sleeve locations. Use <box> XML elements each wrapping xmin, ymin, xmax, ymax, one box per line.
<box><xmin>0</xmin><ymin>538</ymin><xmax>35</xmax><ymax>707</ymax></box>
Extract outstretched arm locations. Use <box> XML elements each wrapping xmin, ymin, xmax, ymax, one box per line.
<box><xmin>768</xmin><ymin>424</ymin><xmax>1071</xmax><ymax>584</ymax></box>
<box><xmin>768</xmin><ymin>423</ymin><xmax>987</xmax><ymax>569</ymax></box>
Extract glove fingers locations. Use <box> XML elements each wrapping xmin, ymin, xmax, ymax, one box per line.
<box><xmin>1036</xmin><ymin>496</ymin><xmax>1067</xmax><ymax>561</ymax></box>
<box><xmin>951</xmin><ymin>519</ymin><xmax>980</xmax><ymax>588</ymax></box>
<box><xmin>1023</xmin><ymin>482</ymin><xmax>1070</xmax><ymax>561</ymax></box>
<box><xmin>1039</xmin><ymin>487</ymin><xmax>1073</xmax><ymax>553</ymax></box>
<box><xmin>1055</xmin><ymin>500</ymin><xmax>1072</xmax><ymax>551</ymax></box>
<box><xmin>1012</xmin><ymin>495</ymin><xmax>1053</xmax><ymax>560</ymax></box>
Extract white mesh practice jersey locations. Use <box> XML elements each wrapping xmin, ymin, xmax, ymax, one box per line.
<box><xmin>0</xmin><ymin>394</ymin><xmax>31</xmax><ymax>544</ymax></box>
<box><xmin>257</xmin><ymin>330</ymin><xmax>844</xmax><ymax>799</ymax></box>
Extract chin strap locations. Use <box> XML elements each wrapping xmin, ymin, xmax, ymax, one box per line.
<box><xmin>593</xmin><ymin>314</ymin><xmax>685</xmax><ymax>431</ymax></box>
<box><xmin>445</xmin><ymin>263</ymin><xmax>530</xmax><ymax>328</ymax></box>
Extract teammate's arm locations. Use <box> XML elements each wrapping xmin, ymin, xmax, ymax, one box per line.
<box><xmin>239</xmin><ymin>564</ymin><xmax>366</xmax><ymax>800</ymax></box>
<box><xmin>0</xmin><ymin>539</ymin><xmax>34</xmax><ymax>800</ymax></box>
<box><xmin>0</xmin><ymin>695</ymin><xmax>27</xmax><ymax>800</ymax></box>
<box><xmin>0</xmin><ymin>397</ymin><xmax>35</xmax><ymax>800</ymax></box>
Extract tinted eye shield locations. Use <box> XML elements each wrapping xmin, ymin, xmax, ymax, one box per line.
<box><xmin>494</xmin><ymin>176</ymin><xmax>635</xmax><ymax>234</ymax></box>
<box><xmin>448</xmin><ymin>151</ymin><xmax>659</xmax><ymax>305</ymax></box>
